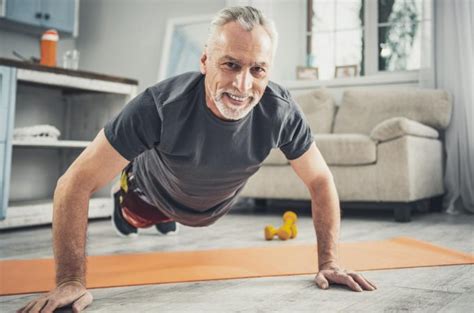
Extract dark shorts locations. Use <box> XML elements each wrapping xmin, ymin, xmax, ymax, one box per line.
<box><xmin>118</xmin><ymin>162</ymin><xmax>173</xmax><ymax>226</ymax></box>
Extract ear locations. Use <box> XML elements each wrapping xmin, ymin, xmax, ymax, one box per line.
<box><xmin>199</xmin><ymin>50</ymin><xmax>208</xmax><ymax>75</ymax></box>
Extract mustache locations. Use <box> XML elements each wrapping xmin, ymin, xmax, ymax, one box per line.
<box><xmin>217</xmin><ymin>90</ymin><xmax>253</xmax><ymax>98</ymax></box>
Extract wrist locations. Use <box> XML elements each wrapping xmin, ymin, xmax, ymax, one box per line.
<box><xmin>56</xmin><ymin>277</ymin><xmax>86</xmax><ymax>288</ymax></box>
<box><xmin>318</xmin><ymin>260</ymin><xmax>340</xmax><ymax>271</ymax></box>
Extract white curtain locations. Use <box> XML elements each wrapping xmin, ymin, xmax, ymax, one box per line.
<box><xmin>434</xmin><ymin>0</ymin><xmax>474</xmax><ymax>213</ymax></box>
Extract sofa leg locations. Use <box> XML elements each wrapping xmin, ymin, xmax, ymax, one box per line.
<box><xmin>415</xmin><ymin>199</ymin><xmax>430</xmax><ymax>213</ymax></box>
<box><xmin>394</xmin><ymin>206</ymin><xmax>412</xmax><ymax>223</ymax></box>
<box><xmin>430</xmin><ymin>196</ymin><xmax>444</xmax><ymax>212</ymax></box>
<box><xmin>254</xmin><ymin>199</ymin><xmax>268</xmax><ymax>213</ymax></box>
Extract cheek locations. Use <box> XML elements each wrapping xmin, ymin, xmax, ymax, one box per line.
<box><xmin>253</xmin><ymin>81</ymin><xmax>267</xmax><ymax>96</ymax></box>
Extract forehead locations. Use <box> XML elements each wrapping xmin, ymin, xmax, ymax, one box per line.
<box><xmin>210</xmin><ymin>21</ymin><xmax>273</xmax><ymax>65</ymax></box>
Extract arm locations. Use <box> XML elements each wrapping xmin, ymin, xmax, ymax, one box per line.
<box><xmin>53</xmin><ymin>128</ymin><xmax>129</xmax><ymax>284</ymax></box>
<box><xmin>19</xmin><ymin>129</ymin><xmax>129</xmax><ymax>313</ymax></box>
<box><xmin>289</xmin><ymin>142</ymin><xmax>340</xmax><ymax>269</ymax></box>
<box><xmin>289</xmin><ymin>142</ymin><xmax>376</xmax><ymax>292</ymax></box>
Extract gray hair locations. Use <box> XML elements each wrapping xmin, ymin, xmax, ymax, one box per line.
<box><xmin>207</xmin><ymin>6</ymin><xmax>278</xmax><ymax>59</ymax></box>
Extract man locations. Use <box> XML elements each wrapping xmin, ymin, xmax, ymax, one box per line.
<box><xmin>19</xmin><ymin>6</ymin><xmax>376</xmax><ymax>313</ymax></box>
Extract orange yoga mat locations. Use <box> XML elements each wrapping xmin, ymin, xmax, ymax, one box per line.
<box><xmin>1</xmin><ymin>237</ymin><xmax>473</xmax><ymax>296</ymax></box>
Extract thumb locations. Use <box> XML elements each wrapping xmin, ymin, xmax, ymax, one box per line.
<box><xmin>315</xmin><ymin>272</ymin><xmax>330</xmax><ymax>290</ymax></box>
<box><xmin>72</xmin><ymin>291</ymin><xmax>93</xmax><ymax>313</ymax></box>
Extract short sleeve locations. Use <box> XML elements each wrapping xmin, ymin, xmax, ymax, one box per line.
<box><xmin>278</xmin><ymin>97</ymin><xmax>314</xmax><ymax>160</ymax></box>
<box><xmin>104</xmin><ymin>88</ymin><xmax>161</xmax><ymax>161</ymax></box>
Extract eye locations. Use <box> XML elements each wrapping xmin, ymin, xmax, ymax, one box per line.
<box><xmin>251</xmin><ymin>67</ymin><xmax>266</xmax><ymax>77</ymax></box>
<box><xmin>224</xmin><ymin>62</ymin><xmax>240</xmax><ymax>70</ymax></box>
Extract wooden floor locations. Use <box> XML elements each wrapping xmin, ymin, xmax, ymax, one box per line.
<box><xmin>1</xmin><ymin>200</ymin><xmax>473</xmax><ymax>312</ymax></box>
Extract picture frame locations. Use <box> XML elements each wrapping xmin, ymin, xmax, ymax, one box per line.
<box><xmin>335</xmin><ymin>65</ymin><xmax>358</xmax><ymax>79</ymax></box>
<box><xmin>157</xmin><ymin>15</ymin><xmax>213</xmax><ymax>82</ymax></box>
<box><xmin>296</xmin><ymin>66</ymin><xmax>319</xmax><ymax>80</ymax></box>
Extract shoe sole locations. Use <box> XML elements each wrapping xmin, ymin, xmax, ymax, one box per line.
<box><xmin>111</xmin><ymin>213</ymin><xmax>139</xmax><ymax>238</ymax></box>
<box><xmin>111</xmin><ymin>192</ymin><xmax>138</xmax><ymax>238</ymax></box>
<box><xmin>156</xmin><ymin>222</ymin><xmax>180</xmax><ymax>236</ymax></box>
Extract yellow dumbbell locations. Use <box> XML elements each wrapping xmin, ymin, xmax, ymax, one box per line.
<box><xmin>264</xmin><ymin>211</ymin><xmax>298</xmax><ymax>240</ymax></box>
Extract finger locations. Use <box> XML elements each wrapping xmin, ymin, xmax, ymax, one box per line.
<box><xmin>348</xmin><ymin>272</ymin><xmax>377</xmax><ymax>290</ymax></box>
<box><xmin>343</xmin><ymin>275</ymin><xmax>363</xmax><ymax>292</ymax></box>
<box><xmin>314</xmin><ymin>272</ymin><xmax>330</xmax><ymax>290</ymax></box>
<box><xmin>364</xmin><ymin>277</ymin><xmax>377</xmax><ymax>290</ymax></box>
<box><xmin>16</xmin><ymin>300</ymin><xmax>32</xmax><ymax>313</ymax></box>
<box><xmin>16</xmin><ymin>304</ymin><xmax>28</xmax><ymax>313</ymax></box>
<box><xmin>40</xmin><ymin>288</ymin><xmax>86</xmax><ymax>313</ymax></box>
<box><xmin>348</xmin><ymin>273</ymin><xmax>376</xmax><ymax>291</ymax></box>
<box><xmin>40</xmin><ymin>299</ymin><xmax>61</xmax><ymax>313</ymax></box>
<box><xmin>29</xmin><ymin>298</ymin><xmax>48</xmax><ymax>313</ymax></box>
<box><xmin>326</xmin><ymin>271</ymin><xmax>362</xmax><ymax>292</ymax></box>
<box><xmin>18</xmin><ymin>297</ymin><xmax>38</xmax><ymax>313</ymax></box>
<box><xmin>72</xmin><ymin>291</ymin><xmax>94</xmax><ymax>313</ymax></box>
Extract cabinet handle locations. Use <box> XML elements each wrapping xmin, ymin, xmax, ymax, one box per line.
<box><xmin>44</xmin><ymin>13</ymin><xmax>50</xmax><ymax>20</ymax></box>
<box><xmin>35</xmin><ymin>12</ymin><xmax>43</xmax><ymax>19</ymax></box>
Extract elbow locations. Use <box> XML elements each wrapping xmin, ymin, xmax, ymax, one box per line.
<box><xmin>55</xmin><ymin>172</ymin><xmax>96</xmax><ymax>198</ymax></box>
<box><xmin>308</xmin><ymin>170</ymin><xmax>335</xmax><ymax>196</ymax></box>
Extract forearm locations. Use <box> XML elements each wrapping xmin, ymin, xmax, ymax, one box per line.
<box><xmin>310</xmin><ymin>175</ymin><xmax>341</xmax><ymax>269</ymax></box>
<box><xmin>52</xmin><ymin>179</ymin><xmax>90</xmax><ymax>286</ymax></box>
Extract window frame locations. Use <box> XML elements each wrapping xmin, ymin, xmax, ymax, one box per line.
<box><xmin>306</xmin><ymin>0</ymin><xmax>432</xmax><ymax>77</ymax></box>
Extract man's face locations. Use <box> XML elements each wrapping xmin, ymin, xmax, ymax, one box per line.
<box><xmin>200</xmin><ymin>21</ymin><xmax>273</xmax><ymax>121</ymax></box>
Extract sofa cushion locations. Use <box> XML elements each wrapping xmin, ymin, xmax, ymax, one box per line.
<box><xmin>333</xmin><ymin>88</ymin><xmax>452</xmax><ymax>134</ymax></box>
<box><xmin>295</xmin><ymin>88</ymin><xmax>336</xmax><ymax>134</ymax></box>
<box><xmin>370</xmin><ymin>117</ymin><xmax>439</xmax><ymax>142</ymax></box>
<box><xmin>263</xmin><ymin>149</ymin><xmax>288</xmax><ymax>165</ymax></box>
<box><xmin>314</xmin><ymin>134</ymin><xmax>376</xmax><ymax>165</ymax></box>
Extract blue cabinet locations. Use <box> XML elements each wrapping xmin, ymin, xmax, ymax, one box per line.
<box><xmin>4</xmin><ymin>0</ymin><xmax>78</xmax><ymax>35</ymax></box>
<box><xmin>40</xmin><ymin>0</ymin><xmax>76</xmax><ymax>33</ymax></box>
<box><xmin>0</xmin><ymin>143</ymin><xmax>4</xmax><ymax>218</ymax></box>
<box><xmin>0</xmin><ymin>66</ymin><xmax>17</xmax><ymax>220</ymax></box>
<box><xmin>5</xmin><ymin>0</ymin><xmax>41</xmax><ymax>27</ymax></box>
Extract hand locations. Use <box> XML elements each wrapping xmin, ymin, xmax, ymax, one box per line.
<box><xmin>314</xmin><ymin>262</ymin><xmax>377</xmax><ymax>292</ymax></box>
<box><xmin>17</xmin><ymin>281</ymin><xmax>93</xmax><ymax>313</ymax></box>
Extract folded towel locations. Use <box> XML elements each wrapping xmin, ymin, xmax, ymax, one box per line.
<box><xmin>13</xmin><ymin>124</ymin><xmax>61</xmax><ymax>141</ymax></box>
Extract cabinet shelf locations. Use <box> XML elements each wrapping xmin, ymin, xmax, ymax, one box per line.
<box><xmin>0</xmin><ymin>197</ymin><xmax>112</xmax><ymax>229</ymax></box>
<box><xmin>12</xmin><ymin>139</ymin><xmax>91</xmax><ymax>149</ymax></box>
<box><xmin>1</xmin><ymin>62</ymin><xmax>137</xmax><ymax>228</ymax></box>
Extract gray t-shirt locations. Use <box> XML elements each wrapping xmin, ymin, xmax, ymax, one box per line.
<box><xmin>104</xmin><ymin>72</ymin><xmax>313</xmax><ymax>227</ymax></box>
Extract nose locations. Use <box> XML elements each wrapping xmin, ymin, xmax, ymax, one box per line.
<box><xmin>233</xmin><ymin>69</ymin><xmax>253</xmax><ymax>94</ymax></box>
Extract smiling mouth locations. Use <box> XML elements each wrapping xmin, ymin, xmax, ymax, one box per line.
<box><xmin>223</xmin><ymin>92</ymin><xmax>250</xmax><ymax>105</ymax></box>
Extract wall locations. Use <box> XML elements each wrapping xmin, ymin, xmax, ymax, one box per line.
<box><xmin>77</xmin><ymin>0</ymin><xmax>227</xmax><ymax>92</ymax></box>
<box><xmin>269</xmin><ymin>0</ymin><xmax>307</xmax><ymax>84</ymax></box>
<box><xmin>77</xmin><ymin>0</ymin><xmax>306</xmax><ymax>92</ymax></box>
<box><xmin>0</xmin><ymin>0</ymin><xmax>307</xmax><ymax>92</ymax></box>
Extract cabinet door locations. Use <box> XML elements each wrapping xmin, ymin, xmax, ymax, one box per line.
<box><xmin>0</xmin><ymin>143</ymin><xmax>4</xmax><ymax>219</ymax></box>
<box><xmin>5</xmin><ymin>0</ymin><xmax>42</xmax><ymax>27</ymax></box>
<box><xmin>0</xmin><ymin>66</ymin><xmax>13</xmax><ymax>142</ymax></box>
<box><xmin>40</xmin><ymin>0</ymin><xmax>76</xmax><ymax>33</ymax></box>
<box><xmin>0</xmin><ymin>66</ymin><xmax>16</xmax><ymax>219</ymax></box>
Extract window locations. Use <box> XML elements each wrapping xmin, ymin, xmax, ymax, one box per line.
<box><xmin>378</xmin><ymin>0</ymin><xmax>432</xmax><ymax>71</ymax></box>
<box><xmin>308</xmin><ymin>0</ymin><xmax>365</xmax><ymax>80</ymax></box>
<box><xmin>306</xmin><ymin>0</ymin><xmax>432</xmax><ymax>80</ymax></box>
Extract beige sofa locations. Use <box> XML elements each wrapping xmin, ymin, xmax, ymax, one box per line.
<box><xmin>240</xmin><ymin>88</ymin><xmax>452</xmax><ymax>222</ymax></box>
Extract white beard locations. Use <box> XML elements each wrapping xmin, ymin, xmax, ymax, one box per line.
<box><xmin>214</xmin><ymin>93</ymin><xmax>257</xmax><ymax>120</ymax></box>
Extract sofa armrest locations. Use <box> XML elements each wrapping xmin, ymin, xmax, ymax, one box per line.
<box><xmin>370</xmin><ymin>117</ymin><xmax>439</xmax><ymax>143</ymax></box>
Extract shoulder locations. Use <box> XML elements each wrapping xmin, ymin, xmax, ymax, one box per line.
<box><xmin>147</xmin><ymin>72</ymin><xmax>204</xmax><ymax>108</ymax></box>
<box><xmin>261</xmin><ymin>80</ymin><xmax>293</xmax><ymax>106</ymax></box>
<box><xmin>256</xmin><ymin>80</ymin><xmax>298</xmax><ymax>121</ymax></box>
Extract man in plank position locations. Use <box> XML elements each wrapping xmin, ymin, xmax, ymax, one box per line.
<box><xmin>19</xmin><ymin>6</ymin><xmax>376</xmax><ymax>313</ymax></box>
